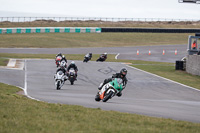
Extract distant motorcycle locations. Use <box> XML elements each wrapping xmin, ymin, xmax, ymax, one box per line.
<box><xmin>96</xmin><ymin>55</ymin><xmax>107</xmax><ymax>62</ymax></box>
<box><xmin>68</xmin><ymin>68</ymin><xmax>76</xmax><ymax>85</ymax></box>
<box><xmin>55</xmin><ymin>56</ymin><xmax>62</xmax><ymax>67</ymax></box>
<box><xmin>83</xmin><ymin>53</ymin><xmax>92</xmax><ymax>63</ymax></box>
<box><xmin>83</xmin><ymin>56</ymin><xmax>91</xmax><ymax>62</ymax></box>
<box><xmin>95</xmin><ymin>78</ymin><xmax>123</xmax><ymax>102</ymax></box>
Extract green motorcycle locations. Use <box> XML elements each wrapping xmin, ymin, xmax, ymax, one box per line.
<box><xmin>95</xmin><ymin>78</ymin><xmax>123</xmax><ymax>102</ymax></box>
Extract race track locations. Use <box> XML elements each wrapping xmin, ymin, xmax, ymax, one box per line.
<box><xmin>1</xmin><ymin>59</ymin><xmax>200</xmax><ymax>123</ymax></box>
<box><xmin>0</xmin><ymin>44</ymin><xmax>187</xmax><ymax>62</ymax></box>
<box><xmin>1</xmin><ymin>44</ymin><xmax>200</xmax><ymax>123</ymax></box>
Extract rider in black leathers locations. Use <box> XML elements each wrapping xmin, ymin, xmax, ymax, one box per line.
<box><xmin>55</xmin><ymin>53</ymin><xmax>67</xmax><ymax>67</ymax></box>
<box><xmin>84</xmin><ymin>53</ymin><xmax>92</xmax><ymax>62</ymax></box>
<box><xmin>55</xmin><ymin>60</ymin><xmax>68</xmax><ymax>81</ymax></box>
<box><xmin>56</xmin><ymin>53</ymin><xmax>62</xmax><ymax>58</ymax></box>
<box><xmin>60</xmin><ymin>55</ymin><xmax>67</xmax><ymax>63</ymax></box>
<box><xmin>67</xmin><ymin>61</ymin><xmax>78</xmax><ymax>78</ymax></box>
<box><xmin>96</xmin><ymin>53</ymin><xmax>107</xmax><ymax>62</ymax></box>
<box><xmin>98</xmin><ymin>68</ymin><xmax>128</xmax><ymax>97</ymax></box>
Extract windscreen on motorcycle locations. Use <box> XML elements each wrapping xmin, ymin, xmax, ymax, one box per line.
<box><xmin>109</xmin><ymin>78</ymin><xmax>123</xmax><ymax>91</ymax></box>
<box><xmin>116</xmin><ymin>78</ymin><xmax>123</xmax><ymax>84</ymax></box>
<box><xmin>69</xmin><ymin>68</ymin><xmax>75</xmax><ymax>76</ymax></box>
<box><xmin>58</xmin><ymin>71</ymin><xmax>63</xmax><ymax>75</ymax></box>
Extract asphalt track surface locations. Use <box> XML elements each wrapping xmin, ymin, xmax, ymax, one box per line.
<box><xmin>0</xmin><ymin>44</ymin><xmax>187</xmax><ymax>62</ymax></box>
<box><xmin>1</xmin><ymin>45</ymin><xmax>200</xmax><ymax>123</ymax></box>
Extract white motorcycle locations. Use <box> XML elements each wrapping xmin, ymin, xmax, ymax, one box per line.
<box><xmin>54</xmin><ymin>61</ymin><xmax>67</xmax><ymax>90</ymax></box>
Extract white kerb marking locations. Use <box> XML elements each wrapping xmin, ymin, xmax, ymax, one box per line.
<box><xmin>115</xmin><ymin>53</ymin><xmax>120</xmax><ymax>60</ymax></box>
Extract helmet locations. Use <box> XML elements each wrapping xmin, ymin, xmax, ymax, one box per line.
<box><xmin>57</xmin><ymin>53</ymin><xmax>62</xmax><ymax>56</ymax></box>
<box><xmin>120</xmin><ymin>68</ymin><xmax>127</xmax><ymax>77</ymax></box>
<box><xmin>62</xmin><ymin>55</ymin><xmax>65</xmax><ymax>58</ymax></box>
<box><xmin>60</xmin><ymin>61</ymin><xmax>66</xmax><ymax>67</ymax></box>
<box><xmin>104</xmin><ymin>53</ymin><xmax>107</xmax><ymax>55</ymax></box>
<box><xmin>89</xmin><ymin>53</ymin><xmax>92</xmax><ymax>55</ymax></box>
<box><xmin>71</xmin><ymin>61</ymin><xmax>75</xmax><ymax>64</ymax></box>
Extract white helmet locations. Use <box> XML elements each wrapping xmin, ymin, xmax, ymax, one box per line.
<box><xmin>104</xmin><ymin>53</ymin><xmax>107</xmax><ymax>55</ymax></box>
<box><xmin>60</xmin><ymin>61</ymin><xmax>66</xmax><ymax>67</ymax></box>
<box><xmin>71</xmin><ymin>61</ymin><xmax>75</xmax><ymax>64</ymax></box>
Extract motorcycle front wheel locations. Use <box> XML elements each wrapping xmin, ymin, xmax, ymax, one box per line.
<box><xmin>56</xmin><ymin>81</ymin><xmax>60</xmax><ymax>90</ymax></box>
<box><xmin>70</xmin><ymin>81</ymin><xmax>74</xmax><ymax>85</ymax></box>
<box><xmin>102</xmin><ymin>91</ymin><xmax>113</xmax><ymax>102</ymax></box>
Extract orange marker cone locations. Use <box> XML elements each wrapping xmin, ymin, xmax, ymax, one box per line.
<box><xmin>175</xmin><ymin>49</ymin><xmax>177</xmax><ymax>55</ymax></box>
<box><xmin>137</xmin><ymin>49</ymin><xmax>139</xmax><ymax>55</ymax></box>
<box><xmin>149</xmin><ymin>50</ymin><xmax>151</xmax><ymax>55</ymax></box>
<box><xmin>162</xmin><ymin>49</ymin><xmax>165</xmax><ymax>55</ymax></box>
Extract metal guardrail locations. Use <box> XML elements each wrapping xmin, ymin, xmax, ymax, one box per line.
<box><xmin>101</xmin><ymin>28</ymin><xmax>200</xmax><ymax>33</ymax></box>
<box><xmin>0</xmin><ymin>17</ymin><xmax>199</xmax><ymax>23</ymax></box>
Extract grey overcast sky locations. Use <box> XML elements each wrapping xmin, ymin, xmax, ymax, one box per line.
<box><xmin>0</xmin><ymin>0</ymin><xmax>200</xmax><ymax>19</ymax></box>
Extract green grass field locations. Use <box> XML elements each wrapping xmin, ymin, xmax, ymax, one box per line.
<box><xmin>0</xmin><ymin>33</ymin><xmax>192</xmax><ymax>48</ymax></box>
<box><xmin>0</xmin><ymin>83</ymin><xmax>200</xmax><ymax>133</ymax></box>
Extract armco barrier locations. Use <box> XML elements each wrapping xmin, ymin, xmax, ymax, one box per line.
<box><xmin>2</xmin><ymin>27</ymin><xmax>200</xmax><ymax>34</ymax></box>
<box><xmin>101</xmin><ymin>28</ymin><xmax>200</xmax><ymax>33</ymax></box>
<box><xmin>0</xmin><ymin>27</ymin><xmax>101</xmax><ymax>34</ymax></box>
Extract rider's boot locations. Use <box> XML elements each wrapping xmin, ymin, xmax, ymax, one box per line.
<box><xmin>116</xmin><ymin>92</ymin><xmax>122</xmax><ymax>97</ymax></box>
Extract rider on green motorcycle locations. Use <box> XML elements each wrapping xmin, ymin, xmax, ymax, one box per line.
<box><xmin>98</xmin><ymin>68</ymin><xmax>128</xmax><ymax>97</ymax></box>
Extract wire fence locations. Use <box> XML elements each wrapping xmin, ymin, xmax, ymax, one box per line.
<box><xmin>0</xmin><ymin>17</ymin><xmax>200</xmax><ymax>23</ymax></box>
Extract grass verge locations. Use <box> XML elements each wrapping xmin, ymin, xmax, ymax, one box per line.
<box><xmin>0</xmin><ymin>58</ymin><xmax>9</xmax><ymax>66</ymax></box>
<box><xmin>0</xmin><ymin>33</ymin><xmax>192</xmax><ymax>48</ymax></box>
<box><xmin>0</xmin><ymin>82</ymin><xmax>200</xmax><ymax>133</ymax></box>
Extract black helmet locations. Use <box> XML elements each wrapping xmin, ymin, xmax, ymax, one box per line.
<box><xmin>89</xmin><ymin>53</ymin><xmax>92</xmax><ymax>55</ymax></box>
<box><xmin>57</xmin><ymin>52</ymin><xmax>62</xmax><ymax>56</ymax></box>
<box><xmin>120</xmin><ymin>68</ymin><xmax>127</xmax><ymax>77</ymax></box>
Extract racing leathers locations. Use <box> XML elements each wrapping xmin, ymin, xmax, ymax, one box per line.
<box><xmin>60</xmin><ymin>56</ymin><xmax>67</xmax><ymax>64</ymax></box>
<box><xmin>55</xmin><ymin>66</ymin><xmax>68</xmax><ymax>81</ymax></box>
<box><xmin>98</xmin><ymin>73</ymin><xmax>128</xmax><ymax>97</ymax></box>
<box><xmin>85</xmin><ymin>53</ymin><xmax>92</xmax><ymax>60</ymax></box>
<box><xmin>67</xmin><ymin>64</ymin><xmax>78</xmax><ymax>78</ymax></box>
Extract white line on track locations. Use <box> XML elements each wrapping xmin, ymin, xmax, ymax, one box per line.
<box><xmin>115</xmin><ymin>53</ymin><xmax>120</xmax><ymax>59</ymax></box>
<box><xmin>126</xmin><ymin>65</ymin><xmax>200</xmax><ymax>92</ymax></box>
<box><xmin>24</xmin><ymin>59</ymin><xmax>40</xmax><ymax>101</ymax></box>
